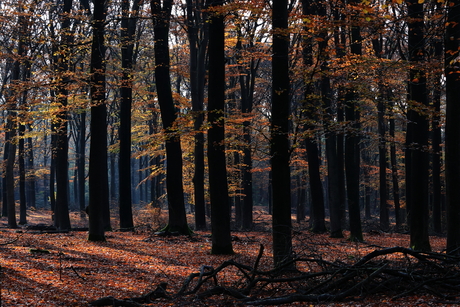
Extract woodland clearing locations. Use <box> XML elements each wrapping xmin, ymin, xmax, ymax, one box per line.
<box><xmin>0</xmin><ymin>209</ymin><xmax>456</xmax><ymax>306</ymax></box>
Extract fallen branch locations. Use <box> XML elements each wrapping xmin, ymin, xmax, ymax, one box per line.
<box><xmin>90</xmin><ymin>246</ymin><xmax>460</xmax><ymax>306</ymax></box>
<box><xmin>0</xmin><ymin>234</ymin><xmax>22</xmax><ymax>245</ymax></box>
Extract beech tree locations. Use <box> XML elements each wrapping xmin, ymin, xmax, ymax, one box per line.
<box><xmin>207</xmin><ymin>0</ymin><xmax>233</xmax><ymax>254</ymax></box>
<box><xmin>88</xmin><ymin>0</ymin><xmax>110</xmax><ymax>241</ymax></box>
<box><xmin>271</xmin><ymin>0</ymin><xmax>292</xmax><ymax>267</ymax></box>
<box><xmin>407</xmin><ymin>0</ymin><xmax>430</xmax><ymax>252</ymax></box>
<box><xmin>151</xmin><ymin>0</ymin><xmax>190</xmax><ymax>234</ymax></box>
<box><xmin>186</xmin><ymin>0</ymin><xmax>208</xmax><ymax>230</ymax></box>
<box><xmin>445</xmin><ymin>0</ymin><xmax>460</xmax><ymax>255</ymax></box>
<box><xmin>118</xmin><ymin>0</ymin><xmax>142</xmax><ymax>230</ymax></box>
<box><xmin>53</xmin><ymin>0</ymin><xmax>73</xmax><ymax>231</ymax></box>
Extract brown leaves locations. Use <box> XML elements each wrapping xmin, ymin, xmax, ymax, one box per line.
<box><xmin>0</xmin><ymin>211</ymin><xmax>450</xmax><ymax>306</ymax></box>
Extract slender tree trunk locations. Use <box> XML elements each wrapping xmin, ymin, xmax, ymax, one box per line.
<box><xmin>377</xmin><ymin>90</ymin><xmax>389</xmax><ymax>230</ymax></box>
<box><xmin>88</xmin><ymin>0</ymin><xmax>110</xmax><ymax>241</ymax></box>
<box><xmin>26</xmin><ymin>126</ymin><xmax>36</xmax><ymax>209</ymax></box>
<box><xmin>54</xmin><ymin>0</ymin><xmax>73</xmax><ymax>231</ymax></box>
<box><xmin>207</xmin><ymin>0</ymin><xmax>233</xmax><ymax>254</ymax></box>
<box><xmin>6</xmin><ymin>123</ymin><xmax>17</xmax><ymax>228</ymax></box>
<box><xmin>18</xmin><ymin>59</ymin><xmax>31</xmax><ymax>225</ymax></box>
<box><xmin>151</xmin><ymin>0</ymin><xmax>189</xmax><ymax>234</ymax></box>
<box><xmin>432</xmin><ymin>35</ymin><xmax>443</xmax><ymax>234</ymax></box>
<box><xmin>5</xmin><ymin>3</ymin><xmax>29</xmax><ymax>228</ymax></box>
<box><xmin>119</xmin><ymin>0</ymin><xmax>141</xmax><ymax>230</ymax></box>
<box><xmin>445</xmin><ymin>0</ymin><xmax>460</xmax><ymax>255</ymax></box>
<box><xmin>235</xmin><ymin>32</ymin><xmax>257</xmax><ymax>230</ymax></box>
<box><xmin>407</xmin><ymin>0</ymin><xmax>430</xmax><ymax>251</ymax></box>
<box><xmin>77</xmin><ymin>112</ymin><xmax>86</xmax><ymax>212</ymax></box>
<box><xmin>187</xmin><ymin>0</ymin><xmax>207</xmax><ymax>230</ymax></box>
<box><xmin>2</xmin><ymin>132</ymin><xmax>9</xmax><ymax>217</ymax></box>
<box><xmin>389</xmin><ymin>104</ymin><xmax>402</xmax><ymax>229</ymax></box>
<box><xmin>296</xmin><ymin>173</ymin><xmax>306</xmax><ymax>222</ymax></box>
<box><xmin>301</xmin><ymin>0</ymin><xmax>326</xmax><ymax>234</ymax></box>
<box><xmin>344</xmin><ymin>5</ymin><xmax>363</xmax><ymax>241</ymax></box>
<box><xmin>271</xmin><ymin>0</ymin><xmax>293</xmax><ymax>267</ymax></box>
<box><xmin>18</xmin><ymin>124</ymin><xmax>26</xmax><ymax>225</ymax></box>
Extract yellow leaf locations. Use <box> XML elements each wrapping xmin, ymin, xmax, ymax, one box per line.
<box><xmin>418</xmin><ymin>0</ymin><xmax>424</xmax><ymax>3</ymax></box>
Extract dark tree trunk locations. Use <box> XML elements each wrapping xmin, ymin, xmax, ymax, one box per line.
<box><xmin>344</xmin><ymin>10</ymin><xmax>363</xmax><ymax>242</ymax></box>
<box><xmin>207</xmin><ymin>0</ymin><xmax>233</xmax><ymax>254</ymax></box>
<box><xmin>305</xmin><ymin>137</ymin><xmax>326</xmax><ymax>233</ymax></box>
<box><xmin>445</xmin><ymin>0</ymin><xmax>460</xmax><ymax>255</ymax></box>
<box><xmin>389</xmin><ymin>103</ymin><xmax>402</xmax><ymax>229</ymax></box>
<box><xmin>54</xmin><ymin>0</ymin><xmax>73</xmax><ymax>230</ymax></box>
<box><xmin>407</xmin><ymin>0</ymin><xmax>430</xmax><ymax>252</ymax></box>
<box><xmin>18</xmin><ymin>124</ymin><xmax>26</xmax><ymax>225</ymax></box>
<box><xmin>88</xmin><ymin>0</ymin><xmax>110</xmax><ymax>241</ymax></box>
<box><xmin>151</xmin><ymin>0</ymin><xmax>189</xmax><ymax>234</ymax></box>
<box><xmin>377</xmin><ymin>91</ymin><xmax>389</xmax><ymax>230</ymax></box>
<box><xmin>301</xmin><ymin>0</ymin><xmax>326</xmax><ymax>234</ymax></box>
<box><xmin>2</xmin><ymin>133</ymin><xmax>9</xmax><ymax>217</ymax></box>
<box><xmin>6</xmin><ymin>123</ymin><xmax>17</xmax><ymax>229</ymax></box>
<box><xmin>18</xmin><ymin>57</ymin><xmax>31</xmax><ymax>225</ymax></box>
<box><xmin>431</xmin><ymin>26</ymin><xmax>443</xmax><ymax>234</ymax></box>
<box><xmin>296</xmin><ymin>173</ymin><xmax>306</xmax><ymax>222</ymax></box>
<box><xmin>271</xmin><ymin>0</ymin><xmax>293</xmax><ymax>267</ymax></box>
<box><xmin>77</xmin><ymin>112</ymin><xmax>86</xmax><ymax>212</ymax></box>
<box><xmin>5</xmin><ymin>5</ymin><xmax>28</xmax><ymax>228</ymax></box>
<box><xmin>432</xmin><ymin>85</ymin><xmax>442</xmax><ymax>234</ymax></box>
<box><xmin>26</xmin><ymin>126</ymin><xmax>36</xmax><ymax>209</ymax></box>
<box><xmin>187</xmin><ymin>0</ymin><xmax>207</xmax><ymax>230</ymax></box>
<box><xmin>119</xmin><ymin>0</ymin><xmax>141</xmax><ymax>230</ymax></box>
<box><xmin>50</xmin><ymin>125</ymin><xmax>57</xmax><ymax>213</ymax></box>
<box><xmin>234</xmin><ymin>32</ymin><xmax>257</xmax><ymax>230</ymax></box>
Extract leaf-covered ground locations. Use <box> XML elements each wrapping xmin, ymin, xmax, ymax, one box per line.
<box><xmin>0</xmin><ymin>209</ymin><xmax>453</xmax><ymax>306</ymax></box>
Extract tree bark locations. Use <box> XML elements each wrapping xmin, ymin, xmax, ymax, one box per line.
<box><xmin>207</xmin><ymin>0</ymin><xmax>233</xmax><ymax>254</ymax></box>
<box><xmin>445</xmin><ymin>0</ymin><xmax>460</xmax><ymax>255</ymax></box>
<box><xmin>344</xmin><ymin>5</ymin><xmax>363</xmax><ymax>242</ymax></box>
<box><xmin>271</xmin><ymin>0</ymin><xmax>293</xmax><ymax>267</ymax></box>
<box><xmin>407</xmin><ymin>0</ymin><xmax>430</xmax><ymax>252</ymax></box>
<box><xmin>119</xmin><ymin>0</ymin><xmax>141</xmax><ymax>230</ymax></box>
<box><xmin>187</xmin><ymin>0</ymin><xmax>208</xmax><ymax>230</ymax></box>
<box><xmin>26</xmin><ymin>125</ymin><xmax>36</xmax><ymax>209</ymax></box>
<box><xmin>88</xmin><ymin>0</ymin><xmax>110</xmax><ymax>241</ymax></box>
<box><xmin>151</xmin><ymin>0</ymin><xmax>190</xmax><ymax>234</ymax></box>
<box><xmin>54</xmin><ymin>0</ymin><xmax>73</xmax><ymax>231</ymax></box>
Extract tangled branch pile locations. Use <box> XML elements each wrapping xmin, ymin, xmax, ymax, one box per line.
<box><xmin>90</xmin><ymin>245</ymin><xmax>460</xmax><ymax>306</ymax></box>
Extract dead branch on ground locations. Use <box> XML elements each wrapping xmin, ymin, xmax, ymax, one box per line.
<box><xmin>90</xmin><ymin>246</ymin><xmax>460</xmax><ymax>306</ymax></box>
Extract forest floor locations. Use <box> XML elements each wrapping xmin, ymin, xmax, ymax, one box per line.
<box><xmin>0</xmin><ymin>207</ymin><xmax>455</xmax><ymax>306</ymax></box>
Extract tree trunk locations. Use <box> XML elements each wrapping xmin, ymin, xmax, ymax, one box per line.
<box><xmin>18</xmin><ymin>124</ymin><xmax>27</xmax><ymax>225</ymax></box>
<box><xmin>207</xmin><ymin>0</ymin><xmax>233</xmax><ymax>254</ymax></box>
<box><xmin>26</xmin><ymin>126</ymin><xmax>36</xmax><ymax>209</ymax></box>
<box><xmin>344</xmin><ymin>8</ymin><xmax>363</xmax><ymax>242</ymax></box>
<box><xmin>271</xmin><ymin>0</ymin><xmax>293</xmax><ymax>267</ymax></box>
<box><xmin>377</xmin><ymin>90</ymin><xmax>389</xmax><ymax>230</ymax></box>
<box><xmin>151</xmin><ymin>0</ymin><xmax>189</xmax><ymax>234</ymax></box>
<box><xmin>119</xmin><ymin>0</ymin><xmax>141</xmax><ymax>230</ymax></box>
<box><xmin>431</xmin><ymin>26</ymin><xmax>443</xmax><ymax>234</ymax></box>
<box><xmin>2</xmin><ymin>134</ymin><xmax>9</xmax><ymax>217</ymax></box>
<box><xmin>407</xmin><ymin>0</ymin><xmax>430</xmax><ymax>252</ymax></box>
<box><xmin>77</xmin><ymin>112</ymin><xmax>86</xmax><ymax>212</ymax></box>
<box><xmin>54</xmin><ymin>0</ymin><xmax>73</xmax><ymax>231</ymax></box>
<box><xmin>389</xmin><ymin>100</ymin><xmax>402</xmax><ymax>229</ymax></box>
<box><xmin>445</xmin><ymin>0</ymin><xmax>460</xmax><ymax>254</ymax></box>
<box><xmin>301</xmin><ymin>0</ymin><xmax>326</xmax><ymax>234</ymax></box>
<box><xmin>187</xmin><ymin>0</ymin><xmax>207</xmax><ymax>230</ymax></box>
<box><xmin>88</xmin><ymin>0</ymin><xmax>110</xmax><ymax>241</ymax></box>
